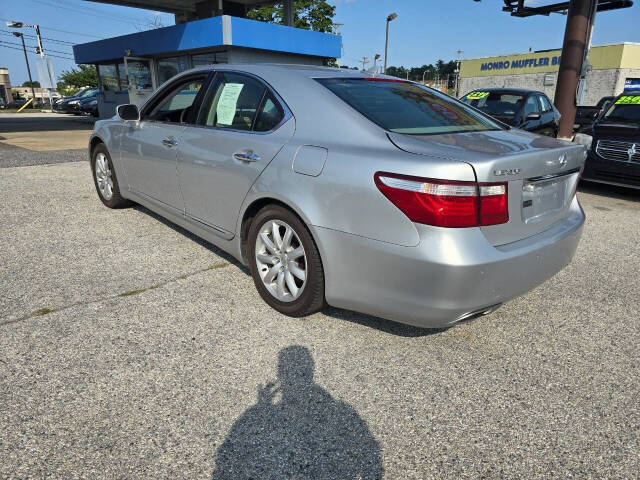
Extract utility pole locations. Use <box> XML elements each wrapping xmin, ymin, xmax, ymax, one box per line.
<box><xmin>360</xmin><ymin>57</ymin><xmax>369</xmax><ymax>71</ymax></box>
<box><xmin>332</xmin><ymin>23</ymin><xmax>344</xmax><ymax>68</ymax></box>
<box><xmin>455</xmin><ymin>49</ymin><xmax>463</xmax><ymax>97</ymax></box>
<box><xmin>6</xmin><ymin>21</ymin><xmax>55</xmax><ymax>110</ymax></box>
<box><xmin>553</xmin><ymin>0</ymin><xmax>597</xmax><ymax>140</ymax></box>
<box><xmin>12</xmin><ymin>32</ymin><xmax>36</xmax><ymax>108</ymax></box>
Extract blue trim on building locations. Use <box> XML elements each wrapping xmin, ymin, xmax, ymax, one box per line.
<box><xmin>73</xmin><ymin>16</ymin><xmax>341</xmax><ymax>64</ymax></box>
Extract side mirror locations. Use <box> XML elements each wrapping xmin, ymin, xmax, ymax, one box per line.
<box><xmin>116</xmin><ymin>104</ymin><xmax>140</xmax><ymax>121</ymax></box>
<box><xmin>526</xmin><ymin>113</ymin><xmax>541</xmax><ymax>121</ymax></box>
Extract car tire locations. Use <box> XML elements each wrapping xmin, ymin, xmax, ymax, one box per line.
<box><xmin>248</xmin><ymin>205</ymin><xmax>325</xmax><ymax>317</ymax></box>
<box><xmin>90</xmin><ymin>143</ymin><xmax>132</xmax><ymax>209</ymax></box>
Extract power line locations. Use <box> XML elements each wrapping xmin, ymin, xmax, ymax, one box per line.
<box><xmin>27</xmin><ymin>0</ymin><xmax>150</xmax><ymax>27</ymax></box>
<box><xmin>0</xmin><ymin>39</ymin><xmax>75</xmax><ymax>57</ymax></box>
<box><xmin>0</xmin><ymin>29</ymin><xmax>76</xmax><ymax>46</ymax></box>
<box><xmin>0</xmin><ymin>17</ymin><xmax>104</xmax><ymax>39</ymax></box>
<box><xmin>0</xmin><ymin>42</ymin><xmax>76</xmax><ymax>61</ymax></box>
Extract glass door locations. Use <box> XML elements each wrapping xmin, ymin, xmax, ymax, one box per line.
<box><xmin>124</xmin><ymin>57</ymin><xmax>155</xmax><ymax>107</ymax></box>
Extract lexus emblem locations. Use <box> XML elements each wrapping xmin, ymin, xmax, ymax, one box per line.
<box><xmin>628</xmin><ymin>144</ymin><xmax>637</xmax><ymax>162</ymax></box>
<box><xmin>546</xmin><ymin>153</ymin><xmax>567</xmax><ymax>169</ymax></box>
<box><xmin>558</xmin><ymin>153</ymin><xmax>567</xmax><ymax>168</ymax></box>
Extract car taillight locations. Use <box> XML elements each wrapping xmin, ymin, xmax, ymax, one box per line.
<box><xmin>374</xmin><ymin>172</ymin><xmax>508</xmax><ymax>228</ymax></box>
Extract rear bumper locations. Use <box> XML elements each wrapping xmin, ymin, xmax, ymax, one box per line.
<box><xmin>317</xmin><ymin>197</ymin><xmax>585</xmax><ymax>328</ymax></box>
<box><xmin>582</xmin><ymin>150</ymin><xmax>640</xmax><ymax>189</ymax></box>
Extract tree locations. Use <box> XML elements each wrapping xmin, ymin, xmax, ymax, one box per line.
<box><xmin>247</xmin><ymin>0</ymin><xmax>336</xmax><ymax>32</ymax></box>
<box><xmin>58</xmin><ymin>65</ymin><xmax>98</xmax><ymax>89</ymax></box>
<box><xmin>22</xmin><ymin>80</ymin><xmax>40</xmax><ymax>88</ymax></box>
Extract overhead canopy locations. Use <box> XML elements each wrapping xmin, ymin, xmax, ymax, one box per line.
<box><xmin>85</xmin><ymin>0</ymin><xmax>296</xmax><ymax>24</ymax></box>
<box><xmin>73</xmin><ymin>15</ymin><xmax>341</xmax><ymax>64</ymax></box>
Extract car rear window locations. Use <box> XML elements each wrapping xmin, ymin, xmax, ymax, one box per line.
<box><xmin>317</xmin><ymin>78</ymin><xmax>502</xmax><ymax>135</ymax></box>
<box><xmin>461</xmin><ymin>91</ymin><xmax>526</xmax><ymax>117</ymax></box>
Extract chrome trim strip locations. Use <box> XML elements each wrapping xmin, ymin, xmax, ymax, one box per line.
<box><xmin>526</xmin><ymin>168</ymin><xmax>581</xmax><ymax>182</ymax></box>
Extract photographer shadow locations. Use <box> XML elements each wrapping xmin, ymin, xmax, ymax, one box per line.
<box><xmin>211</xmin><ymin>346</ymin><xmax>383</xmax><ymax>480</ymax></box>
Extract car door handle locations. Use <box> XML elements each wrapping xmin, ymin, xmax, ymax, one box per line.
<box><xmin>162</xmin><ymin>137</ymin><xmax>178</xmax><ymax>147</ymax></box>
<box><xmin>233</xmin><ymin>151</ymin><xmax>260</xmax><ymax>163</ymax></box>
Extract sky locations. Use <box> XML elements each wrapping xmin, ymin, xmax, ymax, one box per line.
<box><xmin>1</xmin><ymin>0</ymin><xmax>638</xmax><ymax>85</ymax></box>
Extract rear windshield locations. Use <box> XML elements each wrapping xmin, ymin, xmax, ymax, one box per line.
<box><xmin>461</xmin><ymin>91</ymin><xmax>525</xmax><ymax>117</ymax></box>
<box><xmin>603</xmin><ymin>95</ymin><xmax>640</xmax><ymax>124</ymax></box>
<box><xmin>317</xmin><ymin>78</ymin><xmax>502</xmax><ymax>135</ymax></box>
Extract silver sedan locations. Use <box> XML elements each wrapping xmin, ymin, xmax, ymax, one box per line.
<box><xmin>89</xmin><ymin>64</ymin><xmax>586</xmax><ymax>328</ymax></box>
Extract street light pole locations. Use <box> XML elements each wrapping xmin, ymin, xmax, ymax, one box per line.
<box><xmin>12</xmin><ymin>32</ymin><xmax>36</xmax><ymax>108</ymax></box>
<box><xmin>7</xmin><ymin>20</ymin><xmax>54</xmax><ymax>110</ymax></box>
<box><xmin>383</xmin><ymin>13</ymin><xmax>397</xmax><ymax>75</ymax></box>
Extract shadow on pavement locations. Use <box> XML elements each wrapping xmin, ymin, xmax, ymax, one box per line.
<box><xmin>134</xmin><ymin>204</ymin><xmax>445</xmax><ymax>337</ymax></box>
<box><xmin>0</xmin><ymin>115</ymin><xmax>95</xmax><ymax>134</ymax></box>
<box><xmin>211</xmin><ymin>346</ymin><xmax>384</xmax><ymax>480</ymax></box>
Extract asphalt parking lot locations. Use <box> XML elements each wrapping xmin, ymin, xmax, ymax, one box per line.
<box><xmin>1</xmin><ymin>116</ymin><xmax>639</xmax><ymax>479</ymax></box>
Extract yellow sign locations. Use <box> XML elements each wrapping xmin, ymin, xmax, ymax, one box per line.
<box><xmin>460</xmin><ymin>43</ymin><xmax>640</xmax><ymax>78</ymax></box>
<box><xmin>466</xmin><ymin>91</ymin><xmax>489</xmax><ymax>100</ymax></box>
<box><xmin>615</xmin><ymin>95</ymin><xmax>640</xmax><ymax>105</ymax></box>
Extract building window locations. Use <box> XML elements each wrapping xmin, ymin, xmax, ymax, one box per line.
<box><xmin>98</xmin><ymin>64</ymin><xmax>119</xmax><ymax>92</ymax></box>
<box><xmin>191</xmin><ymin>51</ymin><xmax>228</xmax><ymax>67</ymax></box>
<box><xmin>157</xmin><ymin>56</ymin><xmax>190</xmax><ymax>85</ymax></box>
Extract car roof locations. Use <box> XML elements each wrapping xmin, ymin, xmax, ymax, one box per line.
<box><xmin>184</xmin><ymin>63</ymin><xmax>376</xmax><ymax>79</ymax></box>
<box><xmin>467</xmin><ymin>88</ymin><xmax>541</xmax><ymax>95</ymax></box>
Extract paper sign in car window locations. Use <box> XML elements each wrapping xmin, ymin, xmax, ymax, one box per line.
<box><xmin>467</xmin><ymin>91</ymin><xmax>490</xmax><ymax>100</ymax></box>
<box><xmin>615</xmin><ymin>95</ymin><xmax>640</xmax><ymax>105</ymax></box>
<box><xmin>216</xmin><ymin>83</ymin><xmax>244</xmax><ymax>125</ymax></box>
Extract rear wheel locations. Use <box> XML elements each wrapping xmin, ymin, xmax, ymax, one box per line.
<box><xmin>248</xmin><ymin>205</ymin><xmax>325</xmax><ymax>317</ymax></box>
<box><xmin>91</xmin><ymin>143</ymin><xmax>131</xmax><ymax>209</ymax></box>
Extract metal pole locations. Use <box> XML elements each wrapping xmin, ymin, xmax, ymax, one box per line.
<box><xmin>384</xmin><ymin>20</ymin><xmax>390</xmax><ymax>74</ymax></box>
<box><xmin>553</xmin><ymin>0</ymin><xmax>595</xmax><ymax>140</ymax></box>
<box><xmin>577</xmin><ymin>0</ymin><xmax>597</xmax><ymax>105</ymax></box>
<box><xmin>34</xmin><ymin>25</ymin><xmax>54</xmax><ymax>109</ymax></box>
<box><xmin>16</xmin><ymin>34</ymin><xmax>36</xmax><ymax>108</ymax></box>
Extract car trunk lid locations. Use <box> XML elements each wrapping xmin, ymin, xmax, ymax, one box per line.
<box><xmin>388</xmin><ymin>129</ymin><xmax>586</xmax><ymax>246</ymax></box>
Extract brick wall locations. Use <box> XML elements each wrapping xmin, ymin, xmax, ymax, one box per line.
<box><xmin>459</xmin><ymin>68</ymin><xmax>640</xmax><ymax>105</ymax></box>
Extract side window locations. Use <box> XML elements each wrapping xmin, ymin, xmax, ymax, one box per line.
<box><xmin>145</xmin><ymin>77</ymin><xmax>205</xmax><ymax>123</ymax></box>
<box><xmin>539</xmin><ymin>95</ymin><xmax>552</xmax><ymax>112</ymax></box>
<box><xmin>523</xmin><ymin>95</ymin><xmax>541</xmax><ymax>117</ymax></box>
<box><xmin>254</xmin><ymin>93</ymin><xmax>285</xmax><ymax>132</ymax></box>
<box><xmin>197</xmin><ymin>73</ymin><xmax>266</xmax><ymax>131</ymax></box>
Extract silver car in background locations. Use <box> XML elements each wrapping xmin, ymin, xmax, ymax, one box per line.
<box><xmin>89</xmin><ymin>65</ymin><xmax>586</xmax><ymax>328</ymax></box>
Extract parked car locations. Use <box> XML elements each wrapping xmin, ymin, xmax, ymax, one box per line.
<box><xmin>78</xmin><ymin>95</ymin><xmax>99</xmax><ymax>117</ymax></box>
<box><xmin>582</xmin><ymin>93</ymin><xmax>640</xmax><ymax>189</ymax></box>
<box><xmin>66</xmin><ymin>90</ymin><xmax>98</xmax><ymax>115</ymax></box>
<box><xmin>574</xmin><ymin>96</ymin><xmax>616</xmax><ymax>132</ymax></box>
<box><xmin>461</xmin><ymin>88</ymin><xmax>560</xmax><ymax>136</ymax></box>
<box><xmin>89</xmin><ymin>65</ymin><xmax>586</xmax><ymax>328</ymax></box>
<box><xmin>53</xmin><ymin>87</ymin><xmax>94</xmax><ymax>112</ymax></box>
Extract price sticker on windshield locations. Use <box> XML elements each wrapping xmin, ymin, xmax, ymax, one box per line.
<box><xmin>615</xmin><ymin>95</ymin><xmax>640</xmax><ymax>105</ymax></box>
<box><xmin>466</xmin><ymin>91</ymin><xmax>490</xmax><ymax>100</ymax></box>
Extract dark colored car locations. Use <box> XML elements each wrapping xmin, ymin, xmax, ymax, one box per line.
<box><xmin>78</xmin><ymin>95</ymin><xmax>99</xmax><ymax>117</ymax></box>
<box><xmin>574</xmin><ymin>96</ymin><xmax>616</xmax><ymax>132</ymax></box>
<box><xmin>65</xmin><ymin>89</ymin><xmax>98</xmax><ymax>115</ymax></box>
<box><xmin>53</xmin><ymin>87</ymin><xmax>94</xmax><ymax>113</ymax></box>
<box><xmin>582</xmin><ymin>93</ymin><xmax>640</xmax><ymax>189</ymax></box>
<box><xmin>461</xmin><ymin>88</ymin><xmax>560</xmax><ymax>136</ymax></box>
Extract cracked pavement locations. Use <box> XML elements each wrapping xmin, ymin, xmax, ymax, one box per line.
<box><xmin>1</xmin><ymin>160</ymin><xmax>639</xmax><ymax>479</ymax></box>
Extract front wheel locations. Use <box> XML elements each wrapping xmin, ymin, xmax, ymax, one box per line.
<box><xmin>248</xmin><ymin>205</ymin><xmax>325</xmax><ymax>317</ymax></box>
<box><xmin>91</xmin><ymin>143</ymin><xmax>131</xmax><ymax>209</ymax></box>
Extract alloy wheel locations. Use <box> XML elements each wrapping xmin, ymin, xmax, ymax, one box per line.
<box><xmin>95</xmin><ymin>152</ymin><xmax>113</xmax><ymax>201</ymax></box>
<box><xmin>255</xmin><ymin>219</ymin><xmax>307</xmax><ymax>302</ymax></box>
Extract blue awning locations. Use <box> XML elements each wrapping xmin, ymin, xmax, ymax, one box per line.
<box><xmin>73</xmin><ymin>15</ymin><xmax>341</xmax><ymax>64</ymax></box>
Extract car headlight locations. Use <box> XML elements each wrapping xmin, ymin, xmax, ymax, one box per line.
<box><xmin>69</xmin><ymin>100</ymin><xmax>79</xmax><ymax>105</ymax></box>
<box><xmin>88</xmin><ymin>100</ymin><xmax>97</xmax><ymax>106</ymax></box>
